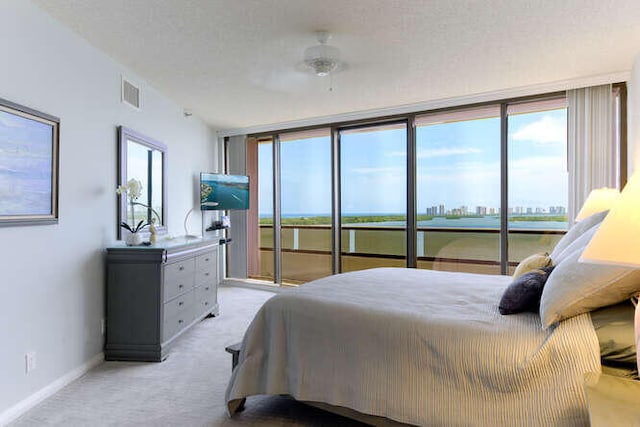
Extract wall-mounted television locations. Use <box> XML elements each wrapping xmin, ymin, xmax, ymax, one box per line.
<box><xmin>200</xmin><ymin>173</ymin><xmax>249</xmax><ymax>211</ymax></box>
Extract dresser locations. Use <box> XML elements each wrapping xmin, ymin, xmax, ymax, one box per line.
<box><xmin>105</xmin><ymin>237</ymin><xmax>220</xmax><ymax>362</ymax></box>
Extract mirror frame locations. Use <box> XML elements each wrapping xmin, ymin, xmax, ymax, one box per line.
<box><xmin>117</xmin><ymin>126</ymin><xmax>168</xmax><ymax>239</ymax></box>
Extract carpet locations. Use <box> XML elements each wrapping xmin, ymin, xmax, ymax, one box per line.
<box><xmin>11</xmin><ymin>286</ymin><xmax>366</xmax><ymax>427</ymax></box>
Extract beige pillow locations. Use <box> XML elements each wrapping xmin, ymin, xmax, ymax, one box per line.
<box><xmin>584</xmin><ymin>373</ymin><xmax>640</xmax><ymax>426</ymax></box>
<box><xmin>550</xmin><ymin>210</ymin><xmax>608</xmax><ymax>263</ymax></box>
<box><xmin>540</xmin><ymin>226</ymin><xmax>640</xmax><ymax>328</ymax></box>
<box><xmin>512</xmin><ymin>252</ymin><xmax>552</xmax><ymax>279</ymax></box>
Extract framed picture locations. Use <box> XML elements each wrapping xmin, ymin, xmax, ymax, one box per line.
<box><xmin>0</xmin><ymin>97</ymin><xmax>59</xmax><ymax>226</ymax></box>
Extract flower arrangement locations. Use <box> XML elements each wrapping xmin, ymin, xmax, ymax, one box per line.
<box><xmin>116</xmin><ymin>178</ymin><xmax>147</xmax><ymax>233</ymax></box>
<box><xmin>120</xmin><ymin>219</ymin><xmax>148</xmax><ymax>234</ymax></box>
<box><xmin>117</xmin><ymin>178</ymin><xmax>162</xmax><ymax>245</ymax></box>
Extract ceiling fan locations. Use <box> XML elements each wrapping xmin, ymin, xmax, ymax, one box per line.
<box><xmin>303</xmin><ymin>31</ymin><xmax>345</xmax><ymax>77</ymax></box>
<box><xmin>247</xmin><ymin>31</ymin><xmax>346</xmax><ymax>93</ymax></box>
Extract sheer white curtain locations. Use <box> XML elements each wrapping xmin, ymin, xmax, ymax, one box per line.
<box><xmin>567</xmin><ymin>84</ymin><xmax>617</xmax><ymax>224</ymax></box>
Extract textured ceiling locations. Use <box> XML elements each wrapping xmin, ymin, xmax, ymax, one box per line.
<box><xmin>33</xmin><ymin>0</ymin><xmax>640</xmax><ymax>131</ymax></box>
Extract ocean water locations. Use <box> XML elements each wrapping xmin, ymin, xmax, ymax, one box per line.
<box><xmin>264</xmin><ymin>213</ymin><xmax>568</xmax><ymax>230</ymax></box>
<box><xmin>355</xmin><ymin>216</ymin><xmax>567</xmax><ymax>230</ymax></box>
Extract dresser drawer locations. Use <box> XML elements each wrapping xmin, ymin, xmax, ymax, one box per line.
<box><xmin>163</xmin><ymin>259</ymin><xmax>195</xmax><ymax>302</ymax></box>
<box><xmin>195</xmin><ymin>283</ymin><xmax>217</xmax><ymax>315</ymax></box>
<box><xmin>164</xmin><ymin>290</ymin><xmax>193</xmax><ymax>321</ymax></box>
<box><xmin>163</xmin><ymin>315</ymin><xmax>188</xmax><ymax>342</ymax></box>
<box><xmin>163</xmin><ymin>291</ymin><xmax>195</xmax><ymax>341</ymax></box>
<box><xmin>195</xmin><ymin>250</ymin><xmax>216</xmax><ymax>271</ymax></box>
<box><xmin>195</xmin><ymin>251</ymin><xmax>217</xmax><ymax>286</ymax></box>
<box><xmin>195</xmin><ymin>268</ymin><xmax>216</xmax><ymax>287</ymax></box>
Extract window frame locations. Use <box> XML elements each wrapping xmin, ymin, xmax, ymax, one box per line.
<box><xmin>243</xmin><ymin>86</ymin><xmax>625</xmax><ymax>284</ymax></box>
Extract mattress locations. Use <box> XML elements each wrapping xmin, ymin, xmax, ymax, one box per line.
<box><xmin>226</xmin><ymin>267</ymin><xmax>601</xmax><ymax>426</ymax></box>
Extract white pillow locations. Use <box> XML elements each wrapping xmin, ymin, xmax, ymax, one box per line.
<box><xmin>540</xmin><ymin>226</ymin><xmax>640</xmax><ymax>328</ymax></box>
<box><xmin>552</xmin><ymin>222</ymin><xmax>603</xmax><ymax>266</ymax></box>
<box><xmin>549</xmin><ymin>210</ymin><xmax>608</xmax><ymax>264</ymax></box>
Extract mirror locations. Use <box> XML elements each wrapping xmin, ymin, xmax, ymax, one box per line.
<box><xmin>117</xmin><ymin>126</ymin><xmax>167</xmax><ymax>239</ymax></box>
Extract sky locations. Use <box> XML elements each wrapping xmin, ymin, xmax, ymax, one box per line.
<box><xmin>258</xmin><ymin>108</ymin><xmax>567</xmax><ymax>216</ymax></box>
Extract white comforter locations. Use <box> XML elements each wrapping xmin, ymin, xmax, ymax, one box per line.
<box><xmin>225</xmin><ymin>268</ymin><xmax>601</xmax><ymax>426</ymax></box>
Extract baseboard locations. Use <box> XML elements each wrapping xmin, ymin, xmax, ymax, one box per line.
<box><xmin>0</xmin><ymin>352</ymin><xmax>104</xmax><ymax>426</ymax></box>
<box><xmin>222</xmin><ymin>278</ymin><xmax>282</xmax><ymax>293</ymax></box>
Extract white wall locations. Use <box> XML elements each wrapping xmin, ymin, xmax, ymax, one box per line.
<box><xmin>628</xmin><ymin>53</ymin><xmax>640</xmax><ymax>176</ymax></box>
<box><xmin>0</xmin><ymin>0</ymin><xmax>217</xmax><ymax>419</ymax></box>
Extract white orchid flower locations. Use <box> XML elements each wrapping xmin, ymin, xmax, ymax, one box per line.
<box><xmin>116</xmin><ymin>178</ymin><xmax>143</xmax><ymax>201</ymax></box>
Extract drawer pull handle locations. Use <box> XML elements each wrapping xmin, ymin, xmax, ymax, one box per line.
<box><xmin>178</xmin><ymin>284</ymin><xmax>184</xmax><ymax>289</ymax></box>
<box><xmin>179</xmin><ymin>266</ymin><xmax>184</xmax><ymax>271</ymax></box>
<box><xmin>204</xmin><ymin>301</ymin><xmax>209</xmax><ymax>306</ymax></box>
<box><xmin>178</xmin><ymin>301</ymin><xmax>184</xmax><ymax>306</ymax></box>
<box><xmin>204</xmin><ymin>273</ymin><xmax>210</xmax><ymax>276</ymax></box>
<box><xmin>205</xmin><ymin>287</ymin><xmax>210</xmax><ymax>291</ymax></box>
<box><xmin>205</xmin><ymin>258</ymin><xmax>210</xmax><ymax>261</ymax></box>
<box><xmin>178</xmin><ymin>319</ymin><xmax>183</xmax><ymax>324</ymax></box>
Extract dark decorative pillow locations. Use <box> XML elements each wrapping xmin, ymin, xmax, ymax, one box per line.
<box><xmin>499</xmin><ymin>266</ymin><xmax>555</xmax><ymax>315</ymax></box>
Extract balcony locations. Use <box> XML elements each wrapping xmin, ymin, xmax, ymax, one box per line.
<box><xmin>256</xmin><ymin>224</ymin><xmax>565</xmax><ymax>285</ymax></box>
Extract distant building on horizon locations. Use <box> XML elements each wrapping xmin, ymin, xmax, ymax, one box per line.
<box><xmin>426</xmin><ymin>203</ymin><xmax>567</xmax><ymax>217</ymax></box>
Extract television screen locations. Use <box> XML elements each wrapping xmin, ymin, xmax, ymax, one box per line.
<box><xmin>200</xmin><ymin>173</ymin><xmax>249</xmax><ymax>211</ymax></box>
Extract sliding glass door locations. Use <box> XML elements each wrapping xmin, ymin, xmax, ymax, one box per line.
<box><xmin>339</xmin><ymin>122</ymin><xmax>408</xmax><ymax>272</ymax></box>
<box><xmin>253</xmin><ymin>137</ymin><xmax>274</xmax><ymax>281</ymax></box>
<box><xmin>507</xmin><ymin>99</ymin><xmax>568</xmax><ymax>273</ymax></box>
<box><xmin>243</xmin><ymin>89</ymin><xmax>623</xmax><ymax>284</ymax></box>
<box><xmin>415</xmin><ymin>107</ymin><xmax>501</xmax><ymax>274</ymax></box>
<box><xmin>279</xmin><ymin>129</ymin><xmax>332</xmax><ymax>284</ymax></box>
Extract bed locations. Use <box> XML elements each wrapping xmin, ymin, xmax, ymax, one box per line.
<box><xmin>225</xmin><ymin>211</ymin><xmax>640</xmax><ymax>426</ymax></box>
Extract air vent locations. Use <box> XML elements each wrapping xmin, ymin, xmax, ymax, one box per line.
<box><xmin>121</xmin><ymin>77</ymin><xmax>140</xmax><ymax>109</ymax></box>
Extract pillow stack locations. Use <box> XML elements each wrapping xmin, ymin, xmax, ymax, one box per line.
<box><xmin>499</xmin><ymin>210</ymin><xmax>640</xmax><ymax>330</ymax></box>
<box><xmin>539</xmin><ymin>219</ymin><xmax>640</xmax><ymax>328</ymax></box>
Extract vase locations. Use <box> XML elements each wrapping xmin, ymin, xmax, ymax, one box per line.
<box><xmin>125</xmin><ymin>231</ymin><xmax>143</xmax><ymax>246</ymax></box>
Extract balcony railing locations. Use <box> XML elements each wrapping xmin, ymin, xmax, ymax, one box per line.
<box><xmin>256</xmin><ymin>224</ymin><xmax>565</xmax><ymax>284</ymax></box>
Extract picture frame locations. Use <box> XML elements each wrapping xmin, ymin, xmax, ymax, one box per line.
<box><xmin>0</xmin><ymin>97</ymin><xmax>60</xmax><ymax>226</ymax></box>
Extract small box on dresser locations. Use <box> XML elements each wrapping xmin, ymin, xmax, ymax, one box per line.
<box><xmin>105</xmin><ymin>237</ymin><xmax>220</xmax><ymax>362</ymax></box>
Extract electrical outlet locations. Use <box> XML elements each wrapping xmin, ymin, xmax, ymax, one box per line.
<box><xmin>25</xmin><ymin>352</ymin><xmax>36</xmax><ymax>374</ymax></box>
<box><xmin>101</xmin><ymin>318</ymin><xmax>106</xmax><ymax>335</ymax></box>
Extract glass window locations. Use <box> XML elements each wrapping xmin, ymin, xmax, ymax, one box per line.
<box><xmin>339</xmin><ymin>123</ymin><xmax>407</xmax><ymax>272</ymax></box>
<box><xmin>254</xmin><ymin>138</ymin><xmax>274</xmax><ymax>281</ymax></box>
<box><xmin>279</xmin><ymin>129</ymin><xmax>332</xmax><ymax>284</ymax></box>
<box><xmin>239</xmin><ymin>87</ymin><xmax>624</xmax><ymax>285</ymax></box>
<box><xmin>507</xmin><ymin>98</ymin><xmax>568</xmax><ymax>272</ymax></box>
<box><xmin>415</xmin><ymin>106</ymin><xmax>501</xmax><ymax>274</ymax></box>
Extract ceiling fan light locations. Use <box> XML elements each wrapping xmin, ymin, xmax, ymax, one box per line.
<box><xmin>307</xmin><ymin>58</ymin><xmax>337</xmax><ymax>76</ymax></box>
<box><xmin>304</xmin><ymin>44</ymin><xmax>341</xmax><ymax>76</ymax></box>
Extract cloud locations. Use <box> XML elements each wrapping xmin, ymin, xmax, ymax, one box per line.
<box><xmin>511</xmin><ymin>115</ymin><xmax>566</xmax><ymax>143</ymax></box>
<box><xmin>418</xmin><ymin>159</ymin><xmax>499</xmax><ymax>174</ymax></box>
<box><xmin>351</xmin><ymin>167</ymin><xmax>399</xmax><ymax>175</ymax></box>
<box><xmin>416</xmin><ymin>155</ymin><xmax>567</xmax><ymax>208</ymax></box>
<box><xmin>419</xmin><ymin>156</ymin><xmax>564</xmax><ymax>181</ymax></box>
<box><xmin>509</xmin><ymin>155</ymin><xmax>566</xmax><ymax>171</ymax></box>
<box><xmin>389</xmin><ymin>147</ymin><xmax>482</xmax><ymax>158</ymax></box>
<box><xmin>417</xmin><ymin>147</ymin><xmax>482</xmax><ymax>158</ymax></box>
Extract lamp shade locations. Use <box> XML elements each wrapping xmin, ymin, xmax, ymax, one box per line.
<box><xmin>574</xmin><ymin>187</ymin><xmax>620</xmax><ymax>222</ymax></box>
<box><xmin>579</xmin><ymin>175</ymin><xmax>640</xmax><ymax>376</ymax></box>
<box><xmin>580</xmin><ymin>177</ymin><xmax>640</xmax><ymax>267</ymax></box>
